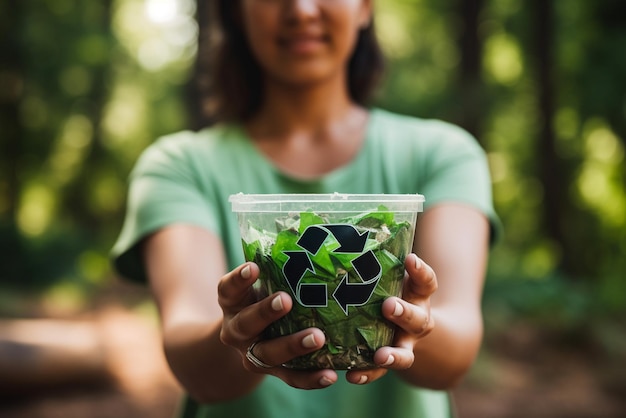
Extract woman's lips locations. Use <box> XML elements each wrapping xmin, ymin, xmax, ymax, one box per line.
<box><xmin>278</xmin><ymin>35</ymin><xmax>327</xmax><ymax>54</ymax></box>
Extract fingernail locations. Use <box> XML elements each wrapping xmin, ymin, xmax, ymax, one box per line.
<box><xmin>415</xmin><ymin>256</ymin><xmax>422</xmax><ymax>270</ymax></box>
<box><xmin>393</xmin><ymin>301</ymin><xmax>404</xmax><ymax>317</ymax></box>
<box><xmin>319</xmin><ymin>376</ymin><xmax>334</xmax><ymax>387</ymax></box>
<box><xmin>358</xmin><ymin>375</ymin><xmax>368</xmax><ymax>384</ymax></box>
<box><xmin>271</xmin><ymin>295</ymin><xmax>283</xmax><ymax>311</ymax></box>
<box><xmin>241</xmin><ymin>265</ymin><xmax>251</xmax><ymax>279</ymax></box>
<box><xmin>302</xmin><ymin>333</ymin><xmax>317</xmax><ymax>348</ymax></box>
<box><xmin>382</xmin><ymin>355</ymin><xmax>394</xmax><ymax>366</ymax></box>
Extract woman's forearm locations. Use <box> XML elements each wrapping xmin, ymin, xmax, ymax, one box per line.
<box><xmin>397</xmin><ymin>305</ymin><xmax>483</xmax><ymax>389</ymax></box>
<box><xmin>161</xmin><ymin>317</ymin><xmax>265</xmax><ymax>403</ymax></box>
<box><xmin>143</xmin><ymin>226</ymin><xmax>266</xmax><ymax>403</ymax></box>
<box><xmin>400</xmin><ymin>205</ymin><xmax>489</xmax><ymax>389</ymax></box>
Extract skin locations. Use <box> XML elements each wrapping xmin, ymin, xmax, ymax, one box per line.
<box><xmin>142</xmin><ymin>0</ymin><xmax>490</xmax><ymax>404</ymax></box>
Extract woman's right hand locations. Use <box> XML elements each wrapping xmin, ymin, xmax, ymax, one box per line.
<box><xmin>217</xmin><ymin>262</ymin><xmax>339</xmax><ymax>389</ymax></box>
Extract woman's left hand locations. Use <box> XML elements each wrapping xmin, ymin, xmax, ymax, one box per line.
<box><xmin>345</xmin><ymin>253</ymin><xmax>437</xmax><ymax>385</ymax></box>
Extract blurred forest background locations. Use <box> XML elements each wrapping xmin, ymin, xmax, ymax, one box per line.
<box><xmin>1</xmin><ymin>0</ymin><xmax>625</xmax><ymax>417</ymax></box>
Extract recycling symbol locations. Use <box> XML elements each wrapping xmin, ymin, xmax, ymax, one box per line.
<box><xmin>282</xmin><ymin>224</ymin><xmax>382</xmax><ymax>315</ymax></box>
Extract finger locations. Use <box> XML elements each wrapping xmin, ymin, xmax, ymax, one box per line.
<box><xmin>274</xmin><ymin>369</ymin><xmax>338</xmax><ymax>390</ymax></box>
<box><xmin>221</xmin><ymin>291</ymin><xmax>292</xmax><ymax>345</ymax></box>
<box><xmin>371</xmin><ymin>345</ymin><xmax>415</xmax><ymax>370</ymax></box>
<box><xmin>243</xmin><ymin>337</ymin><xmax>339</xmax><ymax>390</ymax></box>
<box><xmin>246</xmin><ymin>328</ymin><xmax>326</xmax><ymax>369</ymax></box>
<box><xmin>403</xmin><ymin>254</ymin><xmax>438</xmax><ymax>299</ymax></box>
<box><xmin>217</xmin><ymin>262</ymin><xmax>260</xmax><ymax>312</ymax></box>
<box><xmin>382</xmin><ymin>297</ymin><xmax>434</xmax><ymax>337</ymax></box>
<box><xmin>345</xmin><ymin>367</ymin><xmax>388</xmax><ymax>385</ymax></box>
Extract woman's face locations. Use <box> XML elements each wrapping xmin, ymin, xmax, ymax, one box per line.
<box><xmin>240</xmin><ymin>0</ymin><xmax>372</xmax><ymax>88</ymax></box>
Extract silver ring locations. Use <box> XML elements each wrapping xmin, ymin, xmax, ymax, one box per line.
<box><xmin>246</xmin><ymin>341</ymin><xmax>273</xmax><ymax>369</ymax></box>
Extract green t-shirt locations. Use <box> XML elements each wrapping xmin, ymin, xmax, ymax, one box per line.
<box><xmin>111</xmin><ymin>108</ymin><xmax>499</xmax><ymax>418</ymax></box>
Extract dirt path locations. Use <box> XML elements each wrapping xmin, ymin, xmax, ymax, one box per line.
<box><xmin>0</xmin><ymin>304</ymin><xmax>182</xmax><ymax>418</ymax></box>
<box><xmin>453</xmin><ymin>323</ymin><xmax>626</xmax><ymax>417</ymax></box>
<box><xmin>1</xmin><ymin>292</ymin><xmax>624</xmax><ymax>418</ymax></box>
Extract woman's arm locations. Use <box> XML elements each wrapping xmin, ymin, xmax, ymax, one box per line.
<box><xmin>143</xmin><ymin>224</ymin><xmax>340</xmax><ymax>404</ymax></box>
<box><xmin>398</xmin><ymin>203</ymin><xmax>490</xmax><ymax>388</ymax></box>
<box><xmin>143</xmin><ymin>225</ymin><xmax>264</xmax><ymax>403</ymax></box>
<box><xmin>344</xmin><ymin>203</ymin><xmax>490</xmax><ymax>388</ymax></box>
<box><xmin>145</xmin><ymin>202</ymin><xmax>489</xmax><ymax>397</ymax></box>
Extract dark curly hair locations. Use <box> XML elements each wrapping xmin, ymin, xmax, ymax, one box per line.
<box><xmin>198</xmin><ymin>0</ymin><xmax>386</xmax><ymax>123</ymax></box>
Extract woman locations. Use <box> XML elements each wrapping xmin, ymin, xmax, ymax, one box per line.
<box><xmin>112</xmin><ymin>0</ymin><xmax>499</xmax><ymax>417</ymax></box>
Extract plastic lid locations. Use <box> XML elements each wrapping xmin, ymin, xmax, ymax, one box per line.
<box><xmin>229</xmin><ymin>193</ymin><xmax>425</xmax><ymax>213</ymax></box>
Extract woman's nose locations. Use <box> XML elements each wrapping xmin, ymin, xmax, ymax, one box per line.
<box><xmin>284</xmin><ymin>0</ymin><xmax>321</xmax><ymax>22</ymax></box>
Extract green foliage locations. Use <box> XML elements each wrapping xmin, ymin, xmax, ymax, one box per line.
<box><xmin>0</xmin><ymin>0</ymin><xmax>624</xmax><ymax>323</ymax></box>
<box><xmin>0</xmin><ymin>0</ymin><xmax>192</xmax><ymax>294</ymax></box>
<box><xmin>242</xmin><ymin>210</ymin><xmax>410</xmax><ymax>369</ymax></box>
<box><xmin>375</xmin><ymin>0</ymin><xmax>626</xmax><ymax>318</ymax></box>
<box><xmin>484</xmin><ymin>274</ymin><xmax>593</xmax><ymax>330</ymax></box>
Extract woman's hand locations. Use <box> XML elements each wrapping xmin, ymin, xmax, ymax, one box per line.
<box><xmin>217</xmin><ymin>262</ymin><xmax>339</xmax><ymax>389</ymax></box>
<box><xmin>345</xmin><ymin>253</ymin><xmax>437</xmax><ymax>385</ymax></box>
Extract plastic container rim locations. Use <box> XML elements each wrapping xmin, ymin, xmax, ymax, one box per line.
<box><xmin>229</xmin><ymin>192</ymin><xmax>425</xmax><ymax>213</ymax></box>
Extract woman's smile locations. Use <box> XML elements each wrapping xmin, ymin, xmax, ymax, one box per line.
<box><xmin>278</xmin><ymin>33</ymin><xmax>328</xmax><ymax>55</ymax></box>
<box><xmin>242</xmin><ymin>0</ymin><xmax>370</xmax><ymax>86</ymax></box>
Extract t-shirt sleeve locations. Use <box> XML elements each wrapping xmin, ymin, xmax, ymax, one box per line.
<box><xmin>418</xmin><ymin>121</ymin><xmax>502</xmax><ymax>243</ymax></box>
<box><xmin>110</xmin><ymin>134</ymin><xmax>219</xmax><ymax>283</ymax></box>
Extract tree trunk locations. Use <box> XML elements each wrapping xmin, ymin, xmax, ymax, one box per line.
<box><xmin>0</xmin><ymin>0</ymin><xmax>23</xmax><ymax>222</ymax></box>
<box><xmin>186</xmin><ymin>0</ymin><xmax>212</xmax><ymax>130</ymax></box>
<box><xmin>532</xmin><ymin>0</ymin><xmax>572</xmax><ymax>275</ymax></box>
<box><xmin>0</xmin><ymin>0</ymin><xmax>28</xmax><ymax>285</ymax></box>
<box><xmin>63</xmin><ymin>0</ymin><xmax>114</xmax><ymax>231</ymax></box>
<box><xmin>456</xmin><ymin>0</ymin><xmax>484</xmax><ymax>143</ymax></box>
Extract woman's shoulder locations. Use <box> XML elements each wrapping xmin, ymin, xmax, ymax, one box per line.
<box><xmin>372</xmin><ymin>108</ymin><xmax>476</xmax><ymax>141</ymax></box>
<box><xmin>133</xmin><ymin>124</ymin><xmax>243</xmax><ymax>171</ymax></box>
<box><xmin>150</xmin><ymin>123</ymin><xmax>239</xmax><ymax>154</ymax></box>
<box><xmin>370</xmin><ymin>107</ymin><xmax>483</xmax><ymax>155</ymax></box>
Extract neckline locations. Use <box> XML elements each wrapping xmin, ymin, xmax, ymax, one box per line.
<box><xmin>232</xmin><ymin>108</ymin><xmax>378</xmax><ymax>186</ymax></box>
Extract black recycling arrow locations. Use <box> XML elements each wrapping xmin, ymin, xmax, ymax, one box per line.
<box><xmin>283</xmin><ymin>250</ymin><xmax>328</xmax><ymax>307</ymax></box>
<box><xmin>332</xmin><ymin>250</ymin><xmax>382</xmax><ymax>315</ymax></box>
<box><xmin>299</xmin><ymin>283</ymin><xmax>328</xmax><ymax>306</ymax></box>
<box><xmin>324</xmin><ymin>225</ymin><xmax>368</xmax><ymax>252</ymax></box>
<box><xmin>352</xmin><ymin>250</ymin><xmax>382</xmax><ymax>278</ymax></box>
<box><xmin>282</xmin><ymin>224</ymin><xmax>381</xmax><ymax>313</ymax></box>
<box><xmin>296</xmin><ymin>226</ymin><xmax>328</xmax><ymax>254</ymax></box>
<box><xmin>282</xmin><ymin>251</ymin><xmax>314</xmax><ymax>296</ymax></box>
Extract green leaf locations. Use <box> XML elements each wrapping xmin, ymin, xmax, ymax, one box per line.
<box><xmin>240</xmin><ymin>208</ymin><xmax>412</xmax><ymax>369</ymax></box>
<box><xmin>298</xmin><ymin>211</ymin><xmax>326</xmax><ymax>233</ymax></box>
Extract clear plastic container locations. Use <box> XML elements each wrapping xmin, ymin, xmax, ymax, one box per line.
<box><xmin>229</xmin><ymin>193</ymin><xmax>425</xmax><ymax>370</ymax></box>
